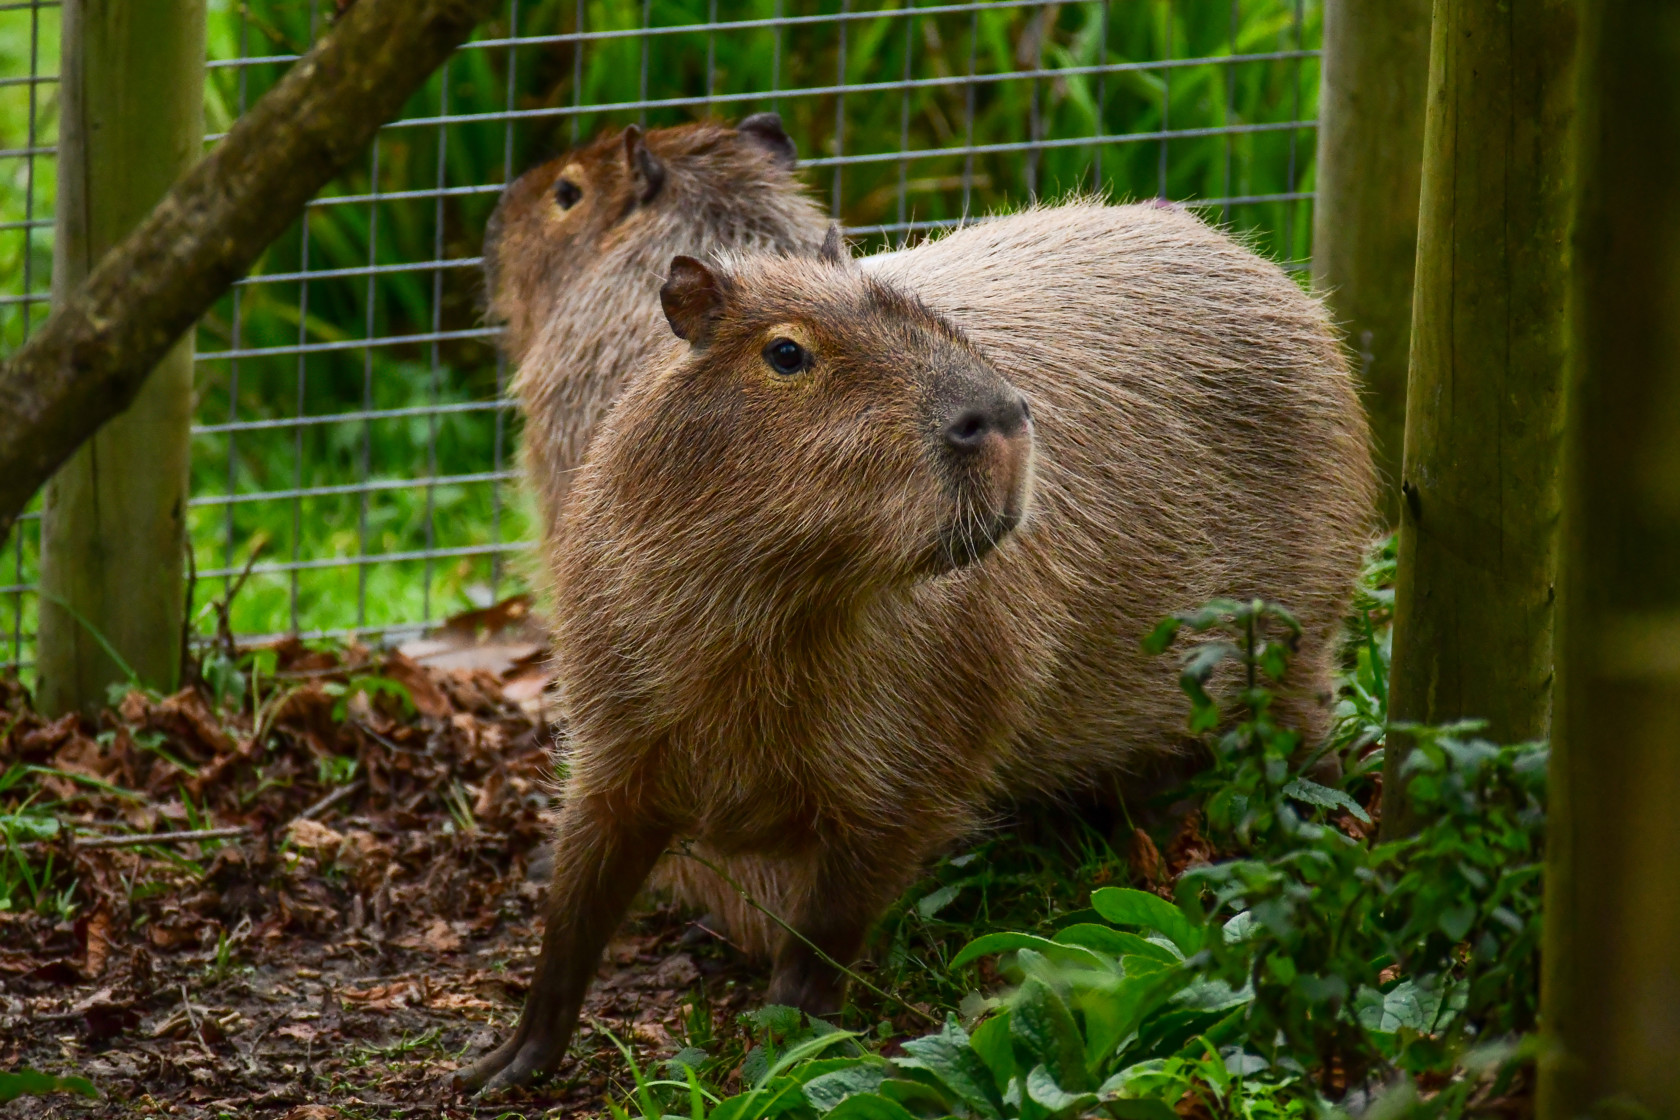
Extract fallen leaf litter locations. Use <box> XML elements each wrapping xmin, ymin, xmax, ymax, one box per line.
<box><xmin>1</xmin><ymin>598</ymin><xmax>766</xmax><ymax>1118</ymax></box>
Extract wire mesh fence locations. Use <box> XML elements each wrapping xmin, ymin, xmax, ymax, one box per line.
<box><xmin>0</xmin><ymin>0</ymin><xmax>1320</xmax><ymax>676</ymax></box>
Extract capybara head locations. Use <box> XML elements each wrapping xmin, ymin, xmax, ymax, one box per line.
<box><xmin>485</xmin><ymin>113</ymin><xmax>805</xmax><ymax>362</ymax></box>
<box><xmin>584</xmin><ymin>232</ymin><xmax>1034</xmax><ymax>595</ymax></box>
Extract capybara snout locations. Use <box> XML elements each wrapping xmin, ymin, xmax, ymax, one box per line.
<box><xmin>940</xmin><ymin>390</ymin><xmax>1030</xmax><ymax>453</ymax></box>
<box><xmin>933</xmin><ymin>382</ymin><xmax>1034</xmax><ymax>569</ymax></box>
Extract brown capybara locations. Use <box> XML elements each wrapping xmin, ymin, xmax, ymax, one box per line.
<box><xmin>484</xmin><ymin>114</ymin><xmax>827</xmax><ymax>953</ymax></box>
<box><xmin>459</xmin><ymin>201</ymin><xmax>1375</xmax><ymax>1091</ymax></box>
<box><xmin>485</xmin><ymin>113</ymin><xmax>827</xmax><ymax>537</ymax></box>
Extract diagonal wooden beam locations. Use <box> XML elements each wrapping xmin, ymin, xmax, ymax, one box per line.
<box><xmin>0</xmin><ymin>0</ymin><xmax>500</xmax><ymax>543</ymax></box>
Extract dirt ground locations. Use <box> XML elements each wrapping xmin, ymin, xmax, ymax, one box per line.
<box><xmin>1</xmin><ymin>600</ymin><xmax>767</xmax><ymax>1118</ymax></box>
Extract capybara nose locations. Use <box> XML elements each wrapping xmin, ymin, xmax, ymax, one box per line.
<box><xmin>943</xmin><ymin>394</ymin><xmax>1030</xmax><ymax>453</ymax></box>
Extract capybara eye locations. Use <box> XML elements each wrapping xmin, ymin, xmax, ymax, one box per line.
<box><xmin>555</xmin><ymin>178</ymin><xmax>583</xmax><ymax>210</ymax></box>
<box><xmin>763</xmin><ymin>338</ymin><xmax>810</xmax><ymax>376</ymax></box>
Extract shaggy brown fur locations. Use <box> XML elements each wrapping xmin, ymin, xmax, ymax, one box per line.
<box><xmin>484</xmin><ymin>117</ymin><xmax>828</xmax><ymax>954</ymax></box>
<box><xmin>485</xmin><ymin>114</ymin><xmax>827</xmax><ymax>537</ymax></box>
<box><xmin>459</xmin><ymin>200</ymin><xmax>1375</xmax><ymax>1091</ymax></box>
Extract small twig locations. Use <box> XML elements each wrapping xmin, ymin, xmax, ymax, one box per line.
<box><xmin>353</xmin><ymin>718</ymin><xmax>427</xmax><ymax>755</ymax></box>
<box><xmin>180</xmin><ymin>540</ymin><xmax>198</xmax><ymax>690</ymax></box>
<box><xmin>216</xmin><ymin>542</ymin><xmax>266</xmax><ymax>662</ymax></box>
<box><xmin>299</xmin><ymin>779</ymin><xmax>365</xmax><ymax>821</ymax></box>
<box><xmin>685</xmin><ymin>918</ymin><xmax>744</xmax><ymax>955</ymax></box>
<box><xmin>179</xmin><ymin>981</ymin><xmax>213</xmax><ymax>1053</ymax></box>
<box><xmin>73</xmin><ymin>826</ymin><xmax>250</xmax><ymax>850</ymax></box>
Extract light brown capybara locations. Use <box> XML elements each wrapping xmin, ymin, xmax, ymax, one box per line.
<box><xmin>485</xmin><ymin>113</ymin><xmax>827</xmax><ymax>537</ymax></box>
<box><xmin>484</xmin><ymin>115</ymin><xmax>827</xmax><ymax>953</ymax></box>
<box><xmin>457</xmin><ymin>200</ymin><xmax>1375</xmax><ymax>1091</ymax></box>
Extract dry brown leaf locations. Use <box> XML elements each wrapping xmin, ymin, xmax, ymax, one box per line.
<box><xmin>286</xmin><ymin>817</ymin><xmax>345</xmax><ymax>856</ymax></box>
<box><xmin>277</xmin><ymin>1106</ymin><xmax>340</xmax><ymax>1120</ymax></box>
<box><xmin>82</xmin><ymin>903</ymin><xmax>113</xmax><ymax>978</ymax></box>
<box><xmin>379</xmin><ymin>651</ymin><xmax>452</xmax><ymax>720</ymax></box>
<box><xmin>154</xmin><ymin>688</ymin><xmax>237</xmax><ymax>756</ymax></box>
<box><xmin>395</xmin><ymin>917</ymin><xmax>462</xmax><ymax>954</ymax></box>
<box><xmin>1128</xmin><ymin>826</ymin><xmax>1168</xmax><ymax>893</ymax></box>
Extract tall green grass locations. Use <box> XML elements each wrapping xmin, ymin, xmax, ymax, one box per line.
<box><xmin>0</xmin><ymin>0</ymin><xmax>1321</xmax><ymax>671</ymax></box>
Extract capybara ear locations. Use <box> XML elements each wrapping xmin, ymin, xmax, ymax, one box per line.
<box><xmin>737</xmin><ymin>112</ymin><xmax>797</xmax><ymax>169</ymax></box>
<box><xmin>818</xmin><ymin>224</ymin><xmax>850</xmax><ymax>267</ymax></box>
<box><xmin>623</xmin><ymin>125</ymin><xmax>666</xmax><ymax>203</ymax></box>
<box><xmin>661</xmin><ymin>256</ymin><xmax>730</xmax><ymax>346</ymax></box>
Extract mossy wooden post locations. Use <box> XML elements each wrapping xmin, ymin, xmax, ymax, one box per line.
<box><xmin>1381</xmin><ymin>0</ymin><xmax>1577</xmax><ymax>837</ymax></box>
<box><xmin>37</xmin><ymin>0</ymin><xmax>207</xmax><ymax>715</ymax></box>
<box><xmin>1538</xmin><ymin>1</ymin><xmax>1680</xmax><ymax>1111</ymax></box>
<box><xmin>1310</xmin><ymin>0</ymin><xmax>1430</xmax><ymax>524</ymax></box>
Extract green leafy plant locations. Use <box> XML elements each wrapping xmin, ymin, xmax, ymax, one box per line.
<box><xmin>0</xmin><ymin>762</ymin><xmax>65</xmax><ymax>915</ymax></box>
<box><xmin>323</xmin><ymin>674</ymin><xmax>415</xmax><ymax>722</ymax></box>
<box><xmin>0</xmin><ymin>1068</ymin><xmax>99</xmax><ymax>1104</ymax></box>
<box><xmin>613</xmin><ymin>594</ymin><xmax>1546</xmax><ymax>1119</ymax></box>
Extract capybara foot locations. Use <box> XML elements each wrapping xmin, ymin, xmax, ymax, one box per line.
<box><xmin>455</xmin><ymin>1030</ymin><xmax>567</xmax><ymax>1093</ymax></box>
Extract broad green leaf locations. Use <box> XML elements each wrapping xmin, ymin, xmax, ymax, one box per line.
<box><xmin>969</xmin><ymin>1011</ymin><xmax>1015</xmax><ymax>1091</ymax></box>
<box><xmin>1357</xmin><ymin>979</ymin><xmax>1445</xmax><ymax>1035</ymax></box>
<box><xmin>1090</xmin><ymin>888</ymin><xmax>1200</xmax><ymax>953</ymax></box>
<box><xmin>915</xmin><ymin>884</ymin><xmax>962</xmax><ymax>919</ymax></box>
<box><xmin>1118</xmin><ymin>954</ymin><xmax>1172</xmax><ymax>978</ymax></box>
<box><xmin>1221</xmin><ymin>911</ymin><xmax>1259</xmax><ymax>944</ymax></box>
<box><xmin>876</xmin><ymin>1077</ymin><xmax>955</xmax><ymax>1113</ymax></box>
<box><xmin>951</xmin><ymin>932</ymin><xmax>1111</xmax><ymax>972</ymax></box>
<box><xmin>1140</xmin><ymin>617</ymin><xmax>1181</xmax><ymax>655</ymax></box>
<box><xmin>1024</xmin><ymin>1065</ymin><xmax>1099</xmax><ymax>1114</ymax></box>
<box><xmin>666</xmin><ymin>1046</ymin><xmax>710</xmax><ymax>1074</ymax></box>
<box><xmin>1105</xmin><ymin>1099</ymin><xmax>1181</xmax><ymax>1120</ymax></box>
<box><xmin>1077</xmin><ymin>959</ymin><xmax>1194</xmax><ymax>1068</ymax></box>
<box><xmin>1009</xmin><ymin>979</ymin><xmax>1091</xmax><ymax>1092</ymax></box>
<box><xmin>897</xmin><ymin>1016</ymin><xmax>1004</xmax><ymax>1119</ymax></box>
<box><xmin>1282</xmin><ymin>777</ymin><xmax>1372</xmax><ymax>824</ymax></box>
<box><xmin>706</xmin><ymin>1089</ymin><xmax>764</xmax><ymax>1120</ymax></box>
<box><xmin>746</xmin><ymin>1005</ymin><xmax>806</xmax><ymax>1038</ymax></box>
<box><xmin>1180</xmin><ymin>641</ymin><xmax>1237</xmax><ymax>686</ymax></box>
<box><xmin>1052</xmin><ymin>924</ymin><xmax>1176</xmax><ymax>964</ymax></box>
<box><xmin>822</xmin><ymin>1092</ymin><xmax>919</xmax><ymax>1120</ymax></box>
<box><xmin>1098</xmin><ymin>1060</ymin><xmax>1190</xmax><ymax>1107</ymax></box>
<box><xmin>1439</xmin><ymin>901</ymin><xmax>1476</xmax><ymax>942</ymax></box>
<box><xmin>1172</xmin><ymin>1005</ymin><xmax>1248</xmax><ymax>1057</ymax></box>
<box><xmin>746</xmin><ymin>1076</ymin><xmax>815</xmax><ymax>1120</ymax></box>
<box><xmin>1169</xmin><ymin>977</ymin><xmax>1252</xmax><ymax>1014</ymax></box>
<box><xmin>792</xmin><ymin>1058</ymin><xmax>884</xmax><ymax>1085</ymax></box>
<box><xmin>803</xmin><ymin>1066</ymin><xmax>886</xmax><ymax>1113</ymax></box>
<box><xmin>764</xmin><ymin>1030</ymin><xmax>864</xmax><ymax>1085</ymax></box>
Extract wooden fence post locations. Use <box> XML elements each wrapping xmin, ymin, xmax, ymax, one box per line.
<box><xmin>1380</xmin><ymin>0</ymin><xmax>1578</xmax><ymax>836</ymax></box>
<box><xmin>37</xmin><ymin>0</ymin><xmax>207</xmax><ymax>715</ymax></box>
<box><xmin>1538</xmin><ymin>0</ymin><xmax>1680</xmax><ymax>1112</ymax></box>
<box><xmin>1310</xmin><ymin>0</ymin><xmax>1431</xmax><ymax>525</ymax></box>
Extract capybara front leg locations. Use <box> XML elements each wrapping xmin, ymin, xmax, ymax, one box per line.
<box><xmin>455</xmin><ymin>796</ymin><xmax>669</xmax><ymax>1092</ymax></box>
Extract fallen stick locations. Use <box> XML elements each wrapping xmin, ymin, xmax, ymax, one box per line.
<box><xmin>298</xmin><ymin>779</ymin><xmax>366</xmax><ymax>821</ymax></box>
<box><xmin>71</xmin><ymin>826</ymin><xmax>250</xmax><ymax>849</ymax></box>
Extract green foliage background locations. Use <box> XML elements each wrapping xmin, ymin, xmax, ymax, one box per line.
<box><xmin>0</xmin><ymin>0</ymin><xmax>1320</xmax><ymax>670</ymax></box>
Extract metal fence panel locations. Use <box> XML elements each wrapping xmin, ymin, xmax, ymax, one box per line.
<box><xmin>0</xmin><ymin>0</ymin><xmax>1319</xmax><ymax>674</ymax></box>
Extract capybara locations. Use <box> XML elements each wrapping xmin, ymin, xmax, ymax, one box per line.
<box><xmin>486</xmin><ymin>115</ymin><xmax>829</xmax><ymax>955</ymax></box>
<box><xmin>459</xmin><ymin>201</ymin><xmax>1375</xmax><ymax>1090</ymax></box>
<box><xmin>485</xmin><ymin>113</ymin><xmax>827</xmax><ymax>536</ymax></box>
